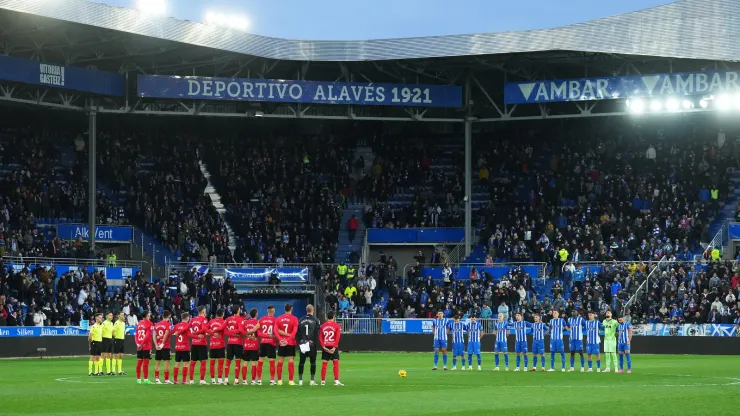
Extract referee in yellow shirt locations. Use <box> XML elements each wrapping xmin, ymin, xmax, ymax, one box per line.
<box><xmin>113</xmin><ymin>312</ymin><xmax>127</xmax><ymax>376</ymax></box>
<box><xmin>101</xmin><ymin>312</ymin><xmax>114</xmax><ymax>375</ymax></box>
<box><xmin>88</xmin><ymin>314</ymin><xmax>103</xmax><ymax>376</ymax></box>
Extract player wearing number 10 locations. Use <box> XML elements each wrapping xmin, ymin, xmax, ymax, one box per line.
<box><xmin>274</xmin><ymin>304</ymin><xmax>299</xmax><ymax>386</ymax></box>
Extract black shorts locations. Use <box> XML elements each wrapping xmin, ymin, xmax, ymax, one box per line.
<box><xmin>155</xmin><ymin>348</ymin><xmax>171</xmax><ymax>361</ymax></box>
<box><xmin>278</xmin><ymin>345</ymin><xmax>296</xmax><ymax>357</ymax></box>
<box><xmin>321</xmin><ymin>349</ymin><xmax>340</xmax><ymax>361</ymax></box>
<box><xmin>101</xmin><ymin>338</ymin><xmax>113</xmax><ymax>353</ymax></box>
<box><xmin>137</xmin><ymin>349</ymin><xmax>152</xmax><ymax>360</ymax></box>
<box><xmin>90</xmin><ymin>341</ymin><xmax>102</xmax><ymax>356</ymax></box>
<box><xmin>190</xmin><ymin>345</ymin><xmax>208</xmax><ymax>362</ymax></box>
<box><xmin>209</xmin><ymin>348</ymin><xmax>226</xmax><ymax>359</ymax></box>
<box><xmin>175</xmin><ymin>351</ymin><xmax>191</xmax><ymax>363</ymax></box>
<box><xmin>113</xmin><ymin>339</ymin><xmax>125</xmax><ymax>354</ymax></box>
<box><xmin>242</xmin><ymin>349</ymin><xmax>259</xmax><ymax>362</ymax></box>
<box><xmin>299</xmin><ymin>348</ymin><xmax>317</xmax><ymax>361</ymax></box>
<box><xmin>259</xmin><ymin>344</ymin><xmax>276</xmax><ymax>359</ymax></box>
<box><xmin>226</xmin><ymin>344</ymin><xmax>243</xmax><ymax>360</ymax></box>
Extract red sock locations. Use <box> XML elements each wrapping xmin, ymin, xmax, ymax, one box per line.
<box><xmin>155</xmin><ymin>370</ymin><xmax>160</xmax><ymax>379</ymax></box>
<box><xmin>224</xmin><ymin>360</ymin><xmax>231</xmax><ymax>380</ymax></box>
<box><xmin>218</xmin><ymin>358</ymin><xmax>224</xmax><ymax>379</ymax></box>
<box><xmin>288</xmin><ymin>361</ymin><xmax>295</xmax><ymax>382</ymax></box>
<box><xmin>189</xmin><ymin>361</ymin><xmax>196</xmax><ymax>381</ymax></box>
<box><xmin>276</xmin><ymin>361</ymin><xmax>283</xmax><ymax>381</ymax></box>
<box><xmin>164</xmin><ymin>370</ymin><xmax>169</xmax><ymax>382</ymax></box>
<box><xmin>257</xmin><ymin>361</ymin><xmax>264</xmax><ymax>380</ymax></box>
<box><xmin>136</xmin><ymin>359</ymin><xmax>142</xmax><ymax>379</ymax></box>
<box><xmin>183</xmin><ymin>366</ymin><xmax>189</xmax><ymax>383</ymax></box>
<box><xmin>200</xmin><ymin>361</ymin><xmax>207</xmax><ymax>381</ymax></box>
<box><xmin>242</xmin><ymin>363</ymin><xmax>248</xmax><ymax>380</ymax></box>
<box><xmin>210</xmin><ymin>360</ymin><xmax>216</xmax><ymax>379</ymax></box>
<box><xmin>174</xmin><ymin>367</ymin><xmax>179</xmax><ymax>382</ymax></box>
<box><xmin>143</xmin><ymin>361</ymin><xmax>149</xmax><ymax>379</ymax></box>
<box><xmin>321</xmin><ymin>362</ymin><xmax>328</xmax><ymax>382</ymax></box>
<box><xmin>234</xmin><ymin>360</ymin><xmax>241</xmax><ymax>381</ymax></box>
<box><xmin>251</xmin><ymin>364</ymin><xmax>257</xmax><ymax>381</ymax></box>
<box><xmin>269</xmin><ymin>360</ymin><xmax>276</xmax><ymax>381</ymax></box>
<box><xmin>333</xmin><ymin>360</ymin><xmax>339</xmax><ymax>381</ymax></box>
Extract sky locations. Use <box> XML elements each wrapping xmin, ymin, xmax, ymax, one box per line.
<box><xmin>92</xmin><ymin>0</ymin><xmax>676</xmax><ymax>40</ymax></box>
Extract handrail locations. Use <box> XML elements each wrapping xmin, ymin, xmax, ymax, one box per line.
<box><xmin>400</xmin><ymin>262</ymin><xmax>547</xmax><ymax>286</ymax></box>
<box><xmin>446</xmin><ymin>238</ymin><xmax>466</xmax><ymax>266</ymax></box>
<box><xmin>2</xmin><ymin>256</ymin><xmax>145</xmax><ymax>268</ymax></box>
<box><xmin>622</xmin><ymin>255</ymin><xmax>667</xmax><ymax>315</ymax></box>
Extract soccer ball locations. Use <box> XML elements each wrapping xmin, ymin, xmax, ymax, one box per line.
<box><xmin>398</xmin><ymin>370</ymin><xmax>407</xmax><ymax>378</ymax></box>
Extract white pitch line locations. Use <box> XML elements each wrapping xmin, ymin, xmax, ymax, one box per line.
<box><xmin>55</xmin><ymin>376</ymin><xmax>109</xmax><ymax>384</ymax></box>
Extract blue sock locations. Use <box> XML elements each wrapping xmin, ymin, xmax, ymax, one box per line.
<box><xmin>533</xmin><ymin>356</ymin><xmax>538</xmax><ymax>367</ymax></box>
<box><xmin>541</xmin><ymin>355</ymin><xmax>546</xmax><ymax>368</ymax></box>
<box><xmin>550</xmin><ymin>352</ymin><xmax>555</xmax><ymax>369</ymax></box>
<box><xmin>495</xmin><ymin>355</ymin><xmax>500</xmax><ymax>367</ymax></box>
<box><xmin>597</xmin><ymin>359</ymin><xmax>601</xmax><ymax>369</ymax></box>
<box><xmin>560</xmin><ymin>353</ymin><xmax>566</xmax><ymax>369</ymax></box>
<box><xmin>443</xmin><ymin>354</ymin><xmax>448</xmax><ymax>367</ymax></box>
<box><xmin>580</xmin><ymin>356</ymin><xmax>585</xmax><ymax>368</ymax></box>
<box><xmin>570</xmin><ymin>356</ymin><xmax>575</xmax><ymax>368</ymax></box>
<box><xmin>524</xmin><ymin>355</ymin><xmax>528</xmax><ymax>368</ymax></box>
<box><xmin>468</xmin><ymin>354</ymin><xmax>472</xmax><ymax>366</ymax></box>
<box><xmin>477</xmin><ymin>354</ymin><xmax>482</xmax><ymax>366</ymax></box>
<box><xmin>588</xmin><ymin>360</ymin><xmax>592</xmax><ymax>369</ymax></box>
<box><xmin>504</xmin><ymin>354</ymin><xmax>509</xmax><ymax>367</ymax></box>
<box><xmin>516</xmin><ymin>356</ymin><xmax>521</xmax><ymax>368</ymax></box>
<box><xmin>619</xmin><ymin>354</ymin><xmax>624</xmax><ymax>370</ymax></box>
<box><xmin>452</xmin><ymin>357</ymin><xmax>457</xmax><ymax>367</ymax></box>
<box><xmin>626</xmin><ymin>354</ymin><xmax>631</xmax><ymax>370</ymax></box>
<box><xmin>434</xmin><ymin>352</ymin><xmax>439</xmax><ymax>367</ymax></box>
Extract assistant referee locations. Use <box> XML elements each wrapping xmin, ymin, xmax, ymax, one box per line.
<box><xmin>88</xmin><ymin>314</ymin><xmax>103</xmax><ymax>376</ymax></box>
<box><xmin>113</xmin><ymin>312</ymin><xmax>127</xmax><ymax>375</ymax></box>
<box><xmin>101</xmin><ymin>312</ymin><xmax>114</xmax><ymax>375</ymax></box>
<box><xmin>297</xmin><ymin>304</ymin><xmax>321</xmax><ymax>386</ymax></box>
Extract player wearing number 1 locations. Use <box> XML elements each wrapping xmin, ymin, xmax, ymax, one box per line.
<box><xmin>297</xmin><ymin>304</ymin><xmax>321</xmax><ymax>386</ymax></box>
<box><xmin>223</xmin><ymin>305</ymin><xmax>245</xmax><ymax>385</ymax></box>
<box><xmin>257</xmin><ymin>305</ymin><xmax>277</xmax><ymax>385</ymax></box>
<box><xmin>134</xmin><ymin>310</ymin><xmax>154</xmax><ymax>384</ymax></box>
<box><xmin>319</xmin><ymin>310</ymin><xmax>342</xmax><ymax>386</ymax></box>
<box><xmin>153</xmin><ymin>311</ymin><xmax>173</xmax><ymax>384</ymax></box>
<box><xmin>274</xmin><ymin>304</ymin><xmax>299</xmax><ymax>386</ymax></box>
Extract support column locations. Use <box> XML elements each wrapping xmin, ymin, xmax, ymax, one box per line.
<box><xmin>88</xmin><ymin>99</ymin><xmax>97</xmax><ymax>254</ymax></box>
<box><xmin>464</xmin><ymin>78</ymin><xmax>472</xmax><ymax>257</ymax></box>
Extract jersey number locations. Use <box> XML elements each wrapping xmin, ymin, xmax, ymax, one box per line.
<box><xmin>305</xmin><ymin>325</ymin><xmax>310</xmax><ymax>336</ymax></box>
<box><xmin>137</xmin><ymin>329</ymin><xmax>146</xmax><ymax>341</ymax></box>
<box><xmin>157</xmin><ymin>330</ymin><xmax>165</xmax><ymax>337</ymax></box>
<box><xmin>228</xmin><ymin>325</ymin><xmax>236</xmax><ymax>332</ymax></box>
<box><xmin>177</xmin><ymin>335</ymin><xmax>184</xmax><ymax>343</ymax></box>
<box><xmin>322</xmin><ymin>330</ymin><xmax>335</xmax><ymax>343</ymax></box>
<box><xmin>261</xmin><ymin>325</ymin><xmax>273</xmax><ymax>336</ymax></box>
<box><xmin>282</xmin><ymin>324</ymin><xmax>289</xmax><ymax>334</ymax></box>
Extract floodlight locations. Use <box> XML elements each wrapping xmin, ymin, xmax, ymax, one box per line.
<box><xmin>650</xmin><ymin>100</ymin><xmax>662</xmax><ymax>111</ymax></box>
<box><xmin>716</xmin><ymin>94</ymin><xmax>731</xmax><ymax>111</ymax></box>
<box><xmin>665</xmin><ymin>98</ymin><xmax>679</xmax><ymax>111</ymax></box>
<box><xmin>627</xmin><ymin>99</ymin><xmax>645</xmax><ymax>114</ymax></box>
<box><xmin>681</xmin><ymin>100</ymin><xmax>694</xmax><ymax>109</ymax></box>
<box><xmin>136</xmin><ymin>0</ymin><xmax>166</xmax><ymax>16</ymax></box>
<box><xmin>699</xmin><ymin>99</ymin><xmax>708</xmax><ymax>108</ymax></box>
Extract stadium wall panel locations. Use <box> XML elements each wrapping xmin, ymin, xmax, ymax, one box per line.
<box><xmin>2</xmin><ymin>335</ymin><xmax>740</xmax><ymax>358</ymax></box>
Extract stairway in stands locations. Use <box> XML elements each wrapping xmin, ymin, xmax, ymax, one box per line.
<box><xmin>708</xmin><ymin>168</ymin><xmax>740</xmax><ymax>255</ymax></box>
<box><xmin>334</xmin><ymin>146</ymin><xmax>374</xmax><ymax>264</ymax></box>
<box><xmin>197</xmin><ymin>158</ymin><xmax>237</xmax><ymax>254</ymax></box>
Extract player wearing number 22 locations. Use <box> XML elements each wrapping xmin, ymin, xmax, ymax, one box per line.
<box><xmin>274</xmin><ymin>304</ymin><xmax>299</xmax><ymax>386</ymax></box>
<box><xmin>134</xmin><ymin>309</ymin><xmax>154</xmax><ymax>384</ymax></box>
<box><xmin>320</xmin><ymin>310</ymin><xmax>343</xmax><ymax>386</ymax></box>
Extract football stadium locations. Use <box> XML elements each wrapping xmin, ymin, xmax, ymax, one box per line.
<box><xmin>1</xmin><ymin>0</ymin><xmax>740</xmax><ymax>415</ymax></box>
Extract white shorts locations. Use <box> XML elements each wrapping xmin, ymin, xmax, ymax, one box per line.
<box><xmin>604</xmin><ymin>339</ymin><xmax>617</xmax><ymax>353</ymax></box>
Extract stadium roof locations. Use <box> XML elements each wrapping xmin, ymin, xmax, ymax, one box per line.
<box><xmin>0</xmin><ymin>0</ymin><xmax>738</xmax><ymax>62</ymax></box>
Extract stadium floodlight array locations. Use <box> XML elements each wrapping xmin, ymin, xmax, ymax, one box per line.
<box><xmin>626</xmin><ymin>94</ymin><xmax>740</xmax><ymax>114</ymax></box>
<box><xmin>135</xmin><ymin>0</ymin><xmax>166</xmax><ymax>16</ymax></box>
<box><xmin>204</xmin><ymin>11</ymin><xmax>250</xmax><ymax>31</ymax></box>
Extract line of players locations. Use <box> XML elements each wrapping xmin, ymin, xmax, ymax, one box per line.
<box><xmin>127</xmin><ymin>303</ymin><xmax>343</xmax><ymax>385</ymax></box>
<box><xmin>432</xmin><ymin>310</ymin><xmax>633</xmax><ymax>373</ymax></box>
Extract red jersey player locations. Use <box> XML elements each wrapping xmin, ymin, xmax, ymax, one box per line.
<box><xmin>134</xmin><ymin>309</ymin><xmax>154</xmax><ymax>385</ymax></box>
<box><xmin>172</xmin><ymin>312</ymin><xmax>191</xmax><ymax>384</ymax></box>
<box><xmin>188</xmin><ymin>305</ymin><xmax>209</xmax><ymax>385</ymax></box>
<box><xmin>208</xmin><ymin>309</ymin><xmax>226</xmax><ymax>384</ymax></box>
<box><xmin>257</xmin><ymin>305</ymin><xmax>277</xmax><ymax>385</ymax></box>
<box><xmin>241</xmin><ymin>308</ymin><xmax>261</xmax><ymax>385</ymax></box>
<box><xmin>320</xmin><ymin>310</ymin><xmax>343</xmax><ymax>386</ymax></box>
<box><xmin>153</xmin><ymin>311</ymin><xmax>173</xmax><ymax>384</ymax></box>
<box><xmin>274</xmin><ymin>303</ymin><xmax>299</xmax><ymax>385</ymax></box>
<box><xmin>223</xmin><ymin>305</ymin><xmax>245</xmax><ymax>385</ymax></box>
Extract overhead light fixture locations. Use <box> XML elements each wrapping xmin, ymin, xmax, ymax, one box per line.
<box><xmin>699</xmin><ymin>99</ymin><xmax>709</xmax><ymax>108</ymax></box>
<box><xmin>254</xmin><ymin>111</ymin><xmax>264</xmax><ymax>117</ymax></box>
<box><xmin>681</xmin><ymin>99</ymin><xmax>694</xmax><ymax>110</ymax></box>
<box><xmin>665</xmin><ymin>98</ymin><xmax>679</xmax><ymax>111</ymax></box>
<box><xmin>716</xmin><ymin>94</ymin><xmax>731</xmax><ymax>111</ymax></box>
<box><xmin>627</xmin><ymin>98</ymin><xmax>645</xmax><ymax>114</ymax></box>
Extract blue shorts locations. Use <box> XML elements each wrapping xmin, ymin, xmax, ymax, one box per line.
<box><xmin>618</xmin><ymin>342</ymin><xmax>630</xmax><ymax>352</ymax></box>
<box><xmin>569</xmin><ymin>339</ymin><xmax>584</xmax><ymax>352</ymax></box>
<box><xmin>586</xmin><ymin>343</ymin><xmax>600</xmax><ymax>355</ymax></box>
<box><xmin>467</xmin><ymin>342</ymin><xmax>481</xmax><ymax>355</ymax></box>
<box><xmin>532</xmin><ymin>340</ymin><xmax>545</xmax><ymax>355</ymax></box>
<box><xmin>515</xmin><ymin>341</ymin><xmax>528</xmax><ymax>353</ymax></box>
<box><xmin>494</xmin><ymin>341</ymin><xmax>508</xmax><ymax>353</ymax></box>
<box><xmin>550</xmin><ymin>339</ymin><xmax>565</xmax><ymax>353</ymax></box>
<box><xmin>433</xmin><ymin>339</ymin><xmax>448</xmax><ymax>349</ymax></box>
<box><xmin>452</xmin><ymin>343</ymin><xmax>465</xmax><ymax>356</ymax></box>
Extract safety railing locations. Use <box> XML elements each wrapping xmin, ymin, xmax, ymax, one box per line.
<box><xmin>401</xmin><ymin>262</ymin><xmax>547</xmax><ymax>286</ymax></box>
<box><xmin>446</xmin><ymin>238</ymin><xmax>466</xmax><ymax>266</ymax></box>
<box><xmin>2</xmin><ymin>256</ymin><xmax>145</xmax><ymax>269</ymax></box>
<box><xmin>336</xmin><ymin>317</ymin><xmax>383</xmax><ymax>334</ymax></box>
<box><xmin>622</xmin><ymin>255</ymin><xmax>667</xmax><ymax>315</ymax></box>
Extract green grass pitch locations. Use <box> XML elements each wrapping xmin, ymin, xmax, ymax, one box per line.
<box><xmin>0</xmin><ymin>354</ymin><xmax>738</xmax><ymax>415</ymax></box>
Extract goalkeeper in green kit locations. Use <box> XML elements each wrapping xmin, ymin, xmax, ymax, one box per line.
<box><xmin>602</xmin><ymin>311</ymin><xmax>618</xmax><ymax>372</ymax></box>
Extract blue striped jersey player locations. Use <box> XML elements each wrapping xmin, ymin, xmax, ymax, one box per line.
<box><xmin>465</xmin><ymin>317</ymin><xmax>483</xmax><ymax>370</ymax></box>
<box><xmin>585</xmin><ymin>311</ymin><xmax>603</xmax><ymax>372</ymax></box>
<box><xmin>511</xmin><ymin>313</ymin><xmax>531</xmax><ymax>371</ymax></box>
<box><xmin>547</xmin><ymin>310</ymin><xmax>567</xmax><ymax>372</ymax></box>
<box><xmin>493</xmin><ymin>313</ymin><xmax>509</xmax><ymax>371</ymax></box>
<box><xmin>450</xmin><ymin>316</ymin><xmax>466</xmax><ymax>370</ymax></box>
<box><xmin>617</xmin><ymin>317</ymin><xmax>633</xmax><ymax>373</ymax></box>
<box><xmin>432</xmin><ymin>311</ymin><xmax>451</xmax><ymax>370</ymax></box>
<box><xmin>567</xmin><ymin>310</ymin><xmax>586</xmax><ymax>372</ymax></box>
<box><xmin>530</xmin><ymin>315</ymin><xmax>548</xmax><ymax>371</ymax></box>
